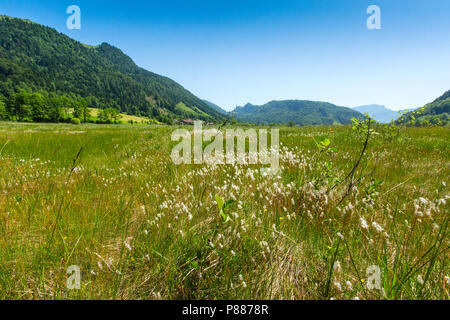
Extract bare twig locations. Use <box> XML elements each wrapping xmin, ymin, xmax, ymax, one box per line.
<box><xmin>329</xmin><ymin>117</ymin><xmax>372</xmax><ymax>205</ymax></box>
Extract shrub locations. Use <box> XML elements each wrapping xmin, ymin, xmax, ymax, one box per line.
<box><xmin>70</xmin><ymin>117</ymin><xmax>81</xmax><ymax>124</ymax></box>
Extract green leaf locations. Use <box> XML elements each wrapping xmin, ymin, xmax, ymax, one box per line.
<box><xmin>215</xmin><ymin>194</ymin><xmax>224</xmax><ymax>211</ymax></box>
<box><xmin>322</xmin><ymin>138</ymin><xmax>331</xmax><ymax>147</ymax></box>
<box><xmin>223</xmin><ymin>199</ymin><xmax>235</xmax><ymax>211</ymax></box>
<box><xmin>220</xmin><ymin>211</ymin><xmax>231</xmax><ymax>223</ymax></box>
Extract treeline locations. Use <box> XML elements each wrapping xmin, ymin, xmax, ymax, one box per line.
<box><xmin>396</xmin><ymin>90</ymin><xmax>450</xmax><ymax>127</ymax></box>
<box><xmin>396</xmin><ymin>108</ymin><xmax>449</xmax><ymax>127</ymax></box>
<box><xmin>0</xmin><ymin>88</ymin><xmax>126</xmax><ymax>124</ymax></box>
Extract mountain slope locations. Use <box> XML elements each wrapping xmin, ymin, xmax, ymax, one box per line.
<box><xmin>353</xmin><ymin>104</ymin><xmax>399</xmax><ymax>123</ymax></box>
<box><xmin>0</xmin><ymin>15</ymin><xmax>222</xmax><ymax>121</ymax></box>
<box><xmin>231</xmin><ymin>100</ymin><xmax>363</xmax><ymax>125</ymax></box>
<box><xmin>202</xmin><ymin>100</ymin><xmax>228</xmax><ymax>115</ymax></box>
<box><xmin>396</xmin><ymin>90</ymin><xmax>450</xmax><ymax>126</ymax></box>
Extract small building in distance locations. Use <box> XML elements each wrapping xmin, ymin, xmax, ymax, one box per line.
<box><xmin>181</xmin><ymin>119</ymin><xmax>195</xmax><ymax>125</ymax></box>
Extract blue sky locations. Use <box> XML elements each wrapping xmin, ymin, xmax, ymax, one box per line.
<box><xmin>1</xmin><ymin>0</ymin><xmax>449</xmax><ymax>111</ymax></box>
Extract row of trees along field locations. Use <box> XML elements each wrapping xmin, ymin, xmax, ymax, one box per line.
<box><xmin>0</xmin><ymin>89</ymin><xmax>124</xmax><ymax>124</ymax></box>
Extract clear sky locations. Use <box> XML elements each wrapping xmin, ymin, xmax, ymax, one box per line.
<box><xmin>1</xmin><ymin>0</ymin><xmax>449</xmax><ymax>111</ymax></box>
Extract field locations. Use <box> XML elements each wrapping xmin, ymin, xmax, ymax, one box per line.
<box><xmin>0</xmin><ymin>122</ymin><xmax>448</xmax><ymax>300</ymax></box>
<box><xmin>70</xmin><ymin>108</ymin><xmax>154</xmax><ymax>124</ymax></box>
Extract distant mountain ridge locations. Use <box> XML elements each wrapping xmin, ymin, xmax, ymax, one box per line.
<box><xmin>353</xmin><ymin>105</ymin><xmax>399</xmax><ymax>123</ymax></box>
<box><xmin>231</xmin><ymin>100</ymin><xmax>364</xmax><ymax>125</ymax></box>
<box><xmin>0</xmin><ymin>15</ymin><xmax>222</xmax><ymax>121</ymax></box>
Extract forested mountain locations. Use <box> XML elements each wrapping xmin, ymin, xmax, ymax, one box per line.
<box><xmin>396</xmin><ymin>90</ymin><xmax>450</xmax><ymax>126</ymax></box>
<box><xmin>231</xmin><ymin>100</ymin><xmax>364</xmax><ymax>125</ymax></box>
<box><xmin>202</xmin><ymin>100</ymin><xmax>228</xmax><ymax>115</ymax></box>
<box><xmin>353</xmin><ymin>104</ymin><xmax>399</xmax><ymax>123</ymax></box>
<box><xmin>0</xmin><ymin>15</ymin><xmax>223</xmax><ymax>122</ymax></box>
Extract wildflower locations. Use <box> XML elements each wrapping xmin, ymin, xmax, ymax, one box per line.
<box><xmin>360</xmin><ymin>218</ymin><xmax>369</xmax><ymax>229</ymax></box>
<box><xmin>417</xmin><ymin>275</ymin><xmax>424</xmax><ymax>285</ymax></box>
<box><xmin>345</xmin><ymin>281</ymin><xmax>353</xmax><ymax>291</ymax></box>
<box><xmin>337</xmin><ymin>232</ymin><xmax>344</xmax><ymax>240</ymax></box>
<box><xmin>124</xmin><ymin>241</ymin><xmax>132</xmax><ymax>251</ymax></box>
<box><xmin>231</xmin><ymin>250</ymin><xmax>236</xmax><ymax>256</ymax></box>
<box><xmin>372</xmin><ymin>221</ymin><xmax>383</xmax><ymax>233</ymax></box>
<box><xmin>333</xmin><ymin>281</ymin><xmax>342</xmax><ymax>291</ymax></box>
<box><xmin>333</xmin><ymin>261</ymin><xmax>342</xmax><ymax>273</ymax></box>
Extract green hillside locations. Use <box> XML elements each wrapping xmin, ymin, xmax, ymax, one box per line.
<box><xmin>231</xmin><ymin>100</ymin><xmax>364</xmax><ymax>125</ymax></box>
<box><xmin>396</xmin><ymin>90</ymin><xmax>450</xmax><ymax>126</ymax></box>
<box><xmin>202</xmin><ymin>100</ymin><xmax>228</xmax><ymax>115</ymax></box>
<box><xmin>0</xmin><ymin>15</ymin><xmax>222</xmax><ymax>122</ymax></box>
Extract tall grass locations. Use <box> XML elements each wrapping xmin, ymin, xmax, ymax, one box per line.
<box><xmin>0</xmin><ymin>122</ymin><xmax>448</xmax><ymax>299</ymax></box>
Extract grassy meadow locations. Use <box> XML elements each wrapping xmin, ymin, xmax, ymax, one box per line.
<box><xmin>0</xmin><ymin>122</ymin><xmax>448</xmax><ymax>300</ymax></box>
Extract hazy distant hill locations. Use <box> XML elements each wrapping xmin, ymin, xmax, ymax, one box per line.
<box><xmin>231</xmin><ymin>100</ymin><xmax>363</xmax><ymax>125</ymax></box>
<box><xmin>353</xmin><ymin>105</ymin><xmax>399</xmax><ymax>123</ymax></box>
<box><xmin>396</xmin><ymin>90</ymin><xmax>450</xmax><ymax>126</ymax></box>
<box><xmin>202</xmin><ymin>100</ymin><xmax>228</xmax><ymax>115</ymax></box>
<box><xmin>0</xmin><ymin>15</ymin><xmax>223</xmax><ymax>121</ymax></box>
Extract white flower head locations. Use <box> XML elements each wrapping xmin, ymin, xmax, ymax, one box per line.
<box><xmin>360</xmin><ymin>217</ymin><xmax>369</xmax><ymax>229</ymax></box>
<box><xmin>372</xmin><ymin>221</ymin><xmax>384</xmax><ymax>233</ymax></box>
<box><xmin>417</xmin><ymin>275</ymin><xmax>424</xmax><ymax>285</ymax></box>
